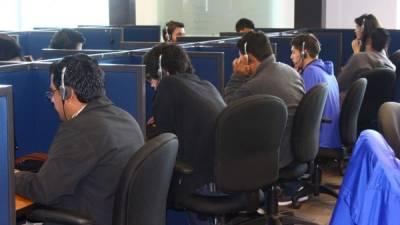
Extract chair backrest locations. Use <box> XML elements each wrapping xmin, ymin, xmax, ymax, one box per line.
<box><xmin>389</xmin><ymin>50</ymin><xmax>400</xmax><ymax>101</ymax></box>
<box><xmin>112</xmin><ymin>133</ymin><xmax>178</xmax><ymax>225</ymax></box>
<box><xmin>292</xmin><ymin>84</ymin><xmax>328</xmax><ymax>163</ymax></box>
<box><xmin>358</xmin><ymin>68</ymin><xmax>396</xmax><ymax>130</ymax></box>
<box><xmin>340</xmin><ymin>78</ymin><xmax>367</xmax><ymax>147</ymax></box>
<box><xmin>215</xmin><ymin>95</ymin><xmax>287</xmax><ymax>192</ymax></box>
<box><xmin>378</xmin><ymin>102</ymin><xmax>400</xmax><ymax>158</ymax></box>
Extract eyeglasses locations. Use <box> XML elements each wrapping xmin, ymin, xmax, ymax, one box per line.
<box><xmin>45</xmin><ymin>89</ymin><xmax>57</xmax><ymax>100</ymax></box>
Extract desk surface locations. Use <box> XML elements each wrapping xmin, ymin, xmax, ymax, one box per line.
<box><xmin>16</xmin><ymin>195</ymin><xmax>33</xmax><ymax>211</ymax></box>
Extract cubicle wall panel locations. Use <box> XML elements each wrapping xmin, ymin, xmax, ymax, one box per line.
<box><xmin>77</xmin><ymin>28</ymin><xmax>123</xmax><ymax>50</ymax></box>
<box><xmin>0</xmin><ymin>69</ymin><xmax>35</xmax><ymax>157</ymax></box>
<box><xmin>0</xmin><ymin>86</ymin><xmax>15</xmax><ymax>225</ymax></box>
<box><xmin>123</xmin><ymin>26</ymin><xmax>160</xmax><ymax>42</ymax></box>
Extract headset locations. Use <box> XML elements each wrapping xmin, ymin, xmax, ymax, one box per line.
<box><xmin>300</xmin><ymin>41</ymin><xmax>306</xmax><ymax>60</ymax></box>
<box><xmin>59</xmin><ymin>67</ymin><xmax>70</xmax><ymax>102</ymax></box>
<box><xmin>157</xmin><ymin>54</ymin><xmax>163</xmax><ymax>80</ymax></box>
<box><xmin>164</xmin><ymin>25</ymin><xmax>170</xmax><ymax>42</ymax></box>
<box><xmin>243</xmin><ymin>41</ymin><xmax>249</xmax><ymax>64</ymax></box>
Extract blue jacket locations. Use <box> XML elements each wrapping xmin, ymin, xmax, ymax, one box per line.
<box><xmin>302</xmin><ymin>59</ymin><xmax>342</xmax><ymax>148</ymax></box>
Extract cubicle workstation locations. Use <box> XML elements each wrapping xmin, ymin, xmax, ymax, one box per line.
<box><xmin>7</xmin><ymin>30</ymin><xmax>57</xmax><ymax>59</ymax></box>
<box><xmin>76</xmin><ymin>27</ymin><xmax>123</xmax><ymax>50</ymax></box>
<box><xmin>41</xmin><ymin>48</ymin><xmax>119</xmax><ymax>60</ymax></box>
<box><xmin>78</xmin><ymin>25</ymin><xmax>161</xmax><ymax>42</ymax></box>
<box><xmin>0</xmin><ymin>62</ymin><xmax>146</xmax><ymax>157</ymax></box>
<box><xmin>120</xmin><ymin>41</ymin><xmax>161</xmax><ymax>50</ymax></box>
<box><xmin>0</xmin><ymin>85</ymin><xmax>15</xmax><ymax>225</ymax></box>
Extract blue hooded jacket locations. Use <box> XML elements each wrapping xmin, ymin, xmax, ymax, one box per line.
<box><xmin>302</xmin><ymin>59</ymin><xmax>342</xmax><ymax>148</ymax></box>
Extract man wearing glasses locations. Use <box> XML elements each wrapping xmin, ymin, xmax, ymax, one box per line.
<box><xmin>15</xmin><ymin>54</ymin><xmax>144</xmax><ymax>225</ymax></box>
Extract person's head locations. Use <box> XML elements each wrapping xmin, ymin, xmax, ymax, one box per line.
<box><xmin>143</xmin><ymin>43</ymin><xmax>193</xmax><ymax>89</ymax></box>
<box><xmin>366</xmin><ymin>28</ymin><xmax>390</xmax><ymax>52</ymax></box>
<box><xmin>49</xmin><ymin>28</ymin><xmax>86</xmax><ymax>50</ymax></box>
<box><xmin>0</xmin><ymin>34</ymin><xmax>23</xmax><ymax>61</ymax></box>
<box><xmin>354</xmin><ymin>14</ymin><xmax>381</xmax><ymax>50</ymax></box>
<box><xmin>236</xmin><ymin>31</ymin><xmax>273</xmax><ymax>73</ymax></box>
<box><xmin>162</xmin><ymin>21</ymin><xmax>185</xmax><ymax>42</ymax></box>
<box><xmin>290</xmin><ymin>33</ymin><xmax>321</xmax><ymax>69</ymax></box>
<box><xmin>49</xmin><ymin>53</ymin><xmax>105</xmax><ymax>121</ymax></box>
<box><xmin>235</xmin><ymin>18</ymin><xmax>255</xmax><ymax>33</ymax></box>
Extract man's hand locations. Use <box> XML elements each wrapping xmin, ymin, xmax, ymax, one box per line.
<box><xmin>233</xmin><ymin>55</ymin><xmax>251</xmax><ymax>76</ymax></box>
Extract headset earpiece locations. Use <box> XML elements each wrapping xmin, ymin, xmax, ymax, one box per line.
<box><xmin>165</xmin><ymin>25</ymin><xmax>170</xmax><ymax>42</ymax></box>
<box><xmin>243</xmin><ymin>42</ymin><xmax>249</xmax><ymax>64</ymax></box>
<box><xmin>60</xmin><ymin>67</ymin><xmax>70</xmax><ymax>101</ymax></box>
<box><xmin>301</xmin><ymin>41</ymin><xmax>306</xmax><ymax>59</ymax></box>
<box><xmin>157</xmin><ymin>54</ymin><xmax>163</xmax><ymax>80</ymax></box>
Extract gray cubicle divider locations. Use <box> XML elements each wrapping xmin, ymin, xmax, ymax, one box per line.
<box><xmin>120</xmin><ymin>41</ymin><xmax>161</xmax><ymax>50</ymax></box>
<box><xmin>0</xmin><ymin>62</ymin><xmax>146</xmax><ymax>157</ymax></box>
<box><xmin>0</xmin><ymin>85</ymin><xmax>15</xmax><ymax>225</ymax></box>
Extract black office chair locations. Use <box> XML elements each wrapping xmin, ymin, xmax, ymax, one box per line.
<box><xmin>279</xmin><ymin>84</ymin><xmax>330</xmax><ymax>209</ymax></box>
<box><xmin>357</xmin><ymin>68</ymin><xmax>396</xmax><ymax>133</ymax></box>
<box><xmin>318</xmin><ymin>78</ymin><xmax>367</xmax><ymax>174</ymax></box>
<box><xmin>389</xmin><ymin>50</ymin><xmax>400</xmax><ymax>102</ymax></box>
<box><xmin>378</xmin><ymin>102</ymin><xmax>400</xmax><ymax>158</ymax></box>
<box><xmin>174</xmin><ymin>95</ymin><xmax>289</xmax><ymax>224</ymax></box>
<box><xmin>27</xmin><ymin>133</ymin><xmax>179</xmax><ymax>225</ymax></box>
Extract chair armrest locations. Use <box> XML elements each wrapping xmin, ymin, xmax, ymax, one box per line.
<box><xmin>321</xmin><ymin>117</ymin><xmax>332</xmax><ymax>123</ymax></box>
<box><xmin>175</xmin><ymin>161</ymin><xmax>194</xmax><ymax>175</ymax></box>
<box><xmin>28</xmin><ymin>209</ymin><xmax>94</xmax><ymax>225</ymax></box>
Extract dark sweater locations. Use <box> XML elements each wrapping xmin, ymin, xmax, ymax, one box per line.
<box><xmin>15</xmin><ymin>96</ymin><xmax>144</xmax><ymax>225</ymax></box>
<box><xmin>153</xmin><ymin>74</ymin><xmax>226</xmax><ymax>193</ymax></box>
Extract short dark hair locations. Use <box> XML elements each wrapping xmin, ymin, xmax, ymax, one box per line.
<box><xmin>0</xmin><ymin>34</ymin><xmax>23</xmax><ymax>61</ymax></box>
<box><xmin>143</xmin><ymin>43</ymin><xmax>193</xmax><ymax>80</ymax></box>
<box><xmin>369</xmin><ymin>28</ymin><xmax>390</xmax><ymax>52</ymax></box>
<box><xmin>49</xmin><ymin>28</ymin><xmax>86</xmax><ymax>49</ymax></box>
<box><xmin>162</xmin><ymin>21</ymin><xmax>185</xmax><ymax>42</ymax></box>
<box><xmin>291</xmin><ymin>33</ymin><xmax>321</xmax><ymax>58</ymax></box>
<box><xmin>235</xmin><ymin>18</ymin><xmax>255</xmax><ymax>32</ymax></box>
<box><xmin>354</xmin><ymin>14</ymin><xmax>381</xmax><ymax>51</ymax></box>
<box><xmin>236</xmin><ymin>31</ymin><xmax>273</xmax><ymax>61</ymax></box>
<box><xmin>50</xmin><ymin>53</ymin><xmax>105</xmax><ymax>103</ymax></box>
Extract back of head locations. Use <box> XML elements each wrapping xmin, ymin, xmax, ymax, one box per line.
<box><xmin>291</xmin><ymin>33</ymin><xmax>321</xmax><ymax>58</ymax></box>
<box><xmin>369</xmin><ymin>28</ymin><xmax>390</xmax><ymax>52</ymax></box>
<box><xmin>0</xmin><ymin>34</ymin><xmax>23</xmax><ymax>61</ymax></box>
<box><xmin>49</xmin><ymin>28</ymin><xmax>86</xmax><ymax>49</ymax></box>
<box><xmin>50</xmin><ymin>53</ymin><xmax>105</xmax><ymax>103</ymax></box>
<box><xmin>143</xmin><ymin>43</ymin><xmax>193</xmax><ymax>80</ymax></box>
<box><xmin>235</xmin><ymin>18</ymin><xmax>255</xmax><ymax>33</ymax></box>
<box><xmin>236</xmin><ymin>31</ymin><xmax>273</xmax><ymax>62</ymax></box>
<box><xmin>162</xmin><ymin>21</ymin><xmax>185</xmax><ymax>42</ymax></box>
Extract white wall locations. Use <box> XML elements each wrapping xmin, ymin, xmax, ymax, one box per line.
<box><xmin>325</xmin><ymin>0</ymin><xmax>398</xmax><ymax>28</ymax></box>
<box><xmin>135</xmin><ymin>0</ymin><xmax>295</xmax><ymax>35</ymax></box>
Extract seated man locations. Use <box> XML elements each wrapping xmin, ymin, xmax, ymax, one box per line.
<box><xmin>162</xmin><ymin>21</ymin><xmax>186</xmax><ymax>42</ymax></box>
<box><xmin>235</xmin><ymin>18</ymin><xmax>255</xmax><ymax>33</ymax></box>
<box><xmin>0</xmin><ymin>33</ymin><xmax>24</xmax><ymax>61</ymax></box>
<box><xmin>224</xmin><ymin>31</ymin><xmax>304</xmax><ymax>169</ymax></box>
<box><xmin>15</xmin><ymin>54</ymin><xmax>144</xmax><ymax>225</ymax></box>
<box><xmin>337</xmin><ymin>28</ymin><xmax>395</xmax><ymax>99</ymax></box>
<box><xmin>49</xmin><ymin>28</ymin><xmax>86</xmax><ymax>50</ymax></box>
<box><xmin>143</xmin><ymin>43</ymin><xmax>226</xmax><ymax>197</ymax></box>
<box><xmin>290</xmin><ymin>33</ymin><xmax>342</xmax><ymax>149</ymax></box>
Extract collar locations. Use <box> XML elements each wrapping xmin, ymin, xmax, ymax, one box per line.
<box><xmin>253</xmin><ymin>55</ymin><xmax>276</xmax><ymax>77</ymax></box>
<box><xmin>71</xmin><ymin>104</ymin><xmax>87</xmax><ymax>119</ymax></box>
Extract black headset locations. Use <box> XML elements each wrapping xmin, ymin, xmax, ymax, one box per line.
<box><xmin>59</xmin><ymin>67</ymin><xmax>70</xmax><ymax>102</ymax></box>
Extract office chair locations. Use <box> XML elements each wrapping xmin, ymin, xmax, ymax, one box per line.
<box><xmin>173</xmin><ymin>95</ymin><xmax>289</xmax><ymax>224</ymax></box>
<box><xmin>27</xmin><ymin>133</ymin><xmax>179</xmax><ymax>225</ymax></box>
<box><xmin>389</xmin><ymin>50</ymin><xmax>400</xmax><ymax>102</ymax></box>
<box><xmin>378</xmin><ymin>102</ymin><xmax>400</xmax><ymax>158</ymax></box>
<box><xmin>318</xmin><ymin>78</ymin><xmax>367</xmax><ymax>175</ymax></box>
<box><xmin>279</xmin><ymin>84</ymin><xmax>330</xmax><ymax>209</ymax></box>
<box><xmin>357</xmin><ymin>68</ymin><xmax>396</xmax><ymax>133</ymax></box>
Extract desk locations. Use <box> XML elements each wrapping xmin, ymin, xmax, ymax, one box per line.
<box><xmin>16</xmin><ymin>195</ymin><xmax>33</xmax><ymax>211</ymax></box>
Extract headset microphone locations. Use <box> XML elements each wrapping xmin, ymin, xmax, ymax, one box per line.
<box><xmin>301</xmin><ymin>41</ymin><xmax>306</xmax><ymax>60</ymax></box>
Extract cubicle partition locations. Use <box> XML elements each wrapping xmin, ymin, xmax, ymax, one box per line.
<box><xmin>0</xmin><ymin>62</ymin><xmax>146</xmax><ymax>157</ymax></box>
<box><xmin>78</xmin><ymin>25</ymin><xmax>161</xmax><ymax>42</ymax></box>
<box><xmin>76</xmin><ymin>27</ymin><xmax>123</xmax><ymax>50</ymax></box>
<box><xmin>7</xmin><ymin>31</ymin><xmax>56</xmax><ymax>59</ymax></box>
<box><xmin>0</xmin><ymin>85</ymin><xmax>15</xmax><ymax>225</ymax></box>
